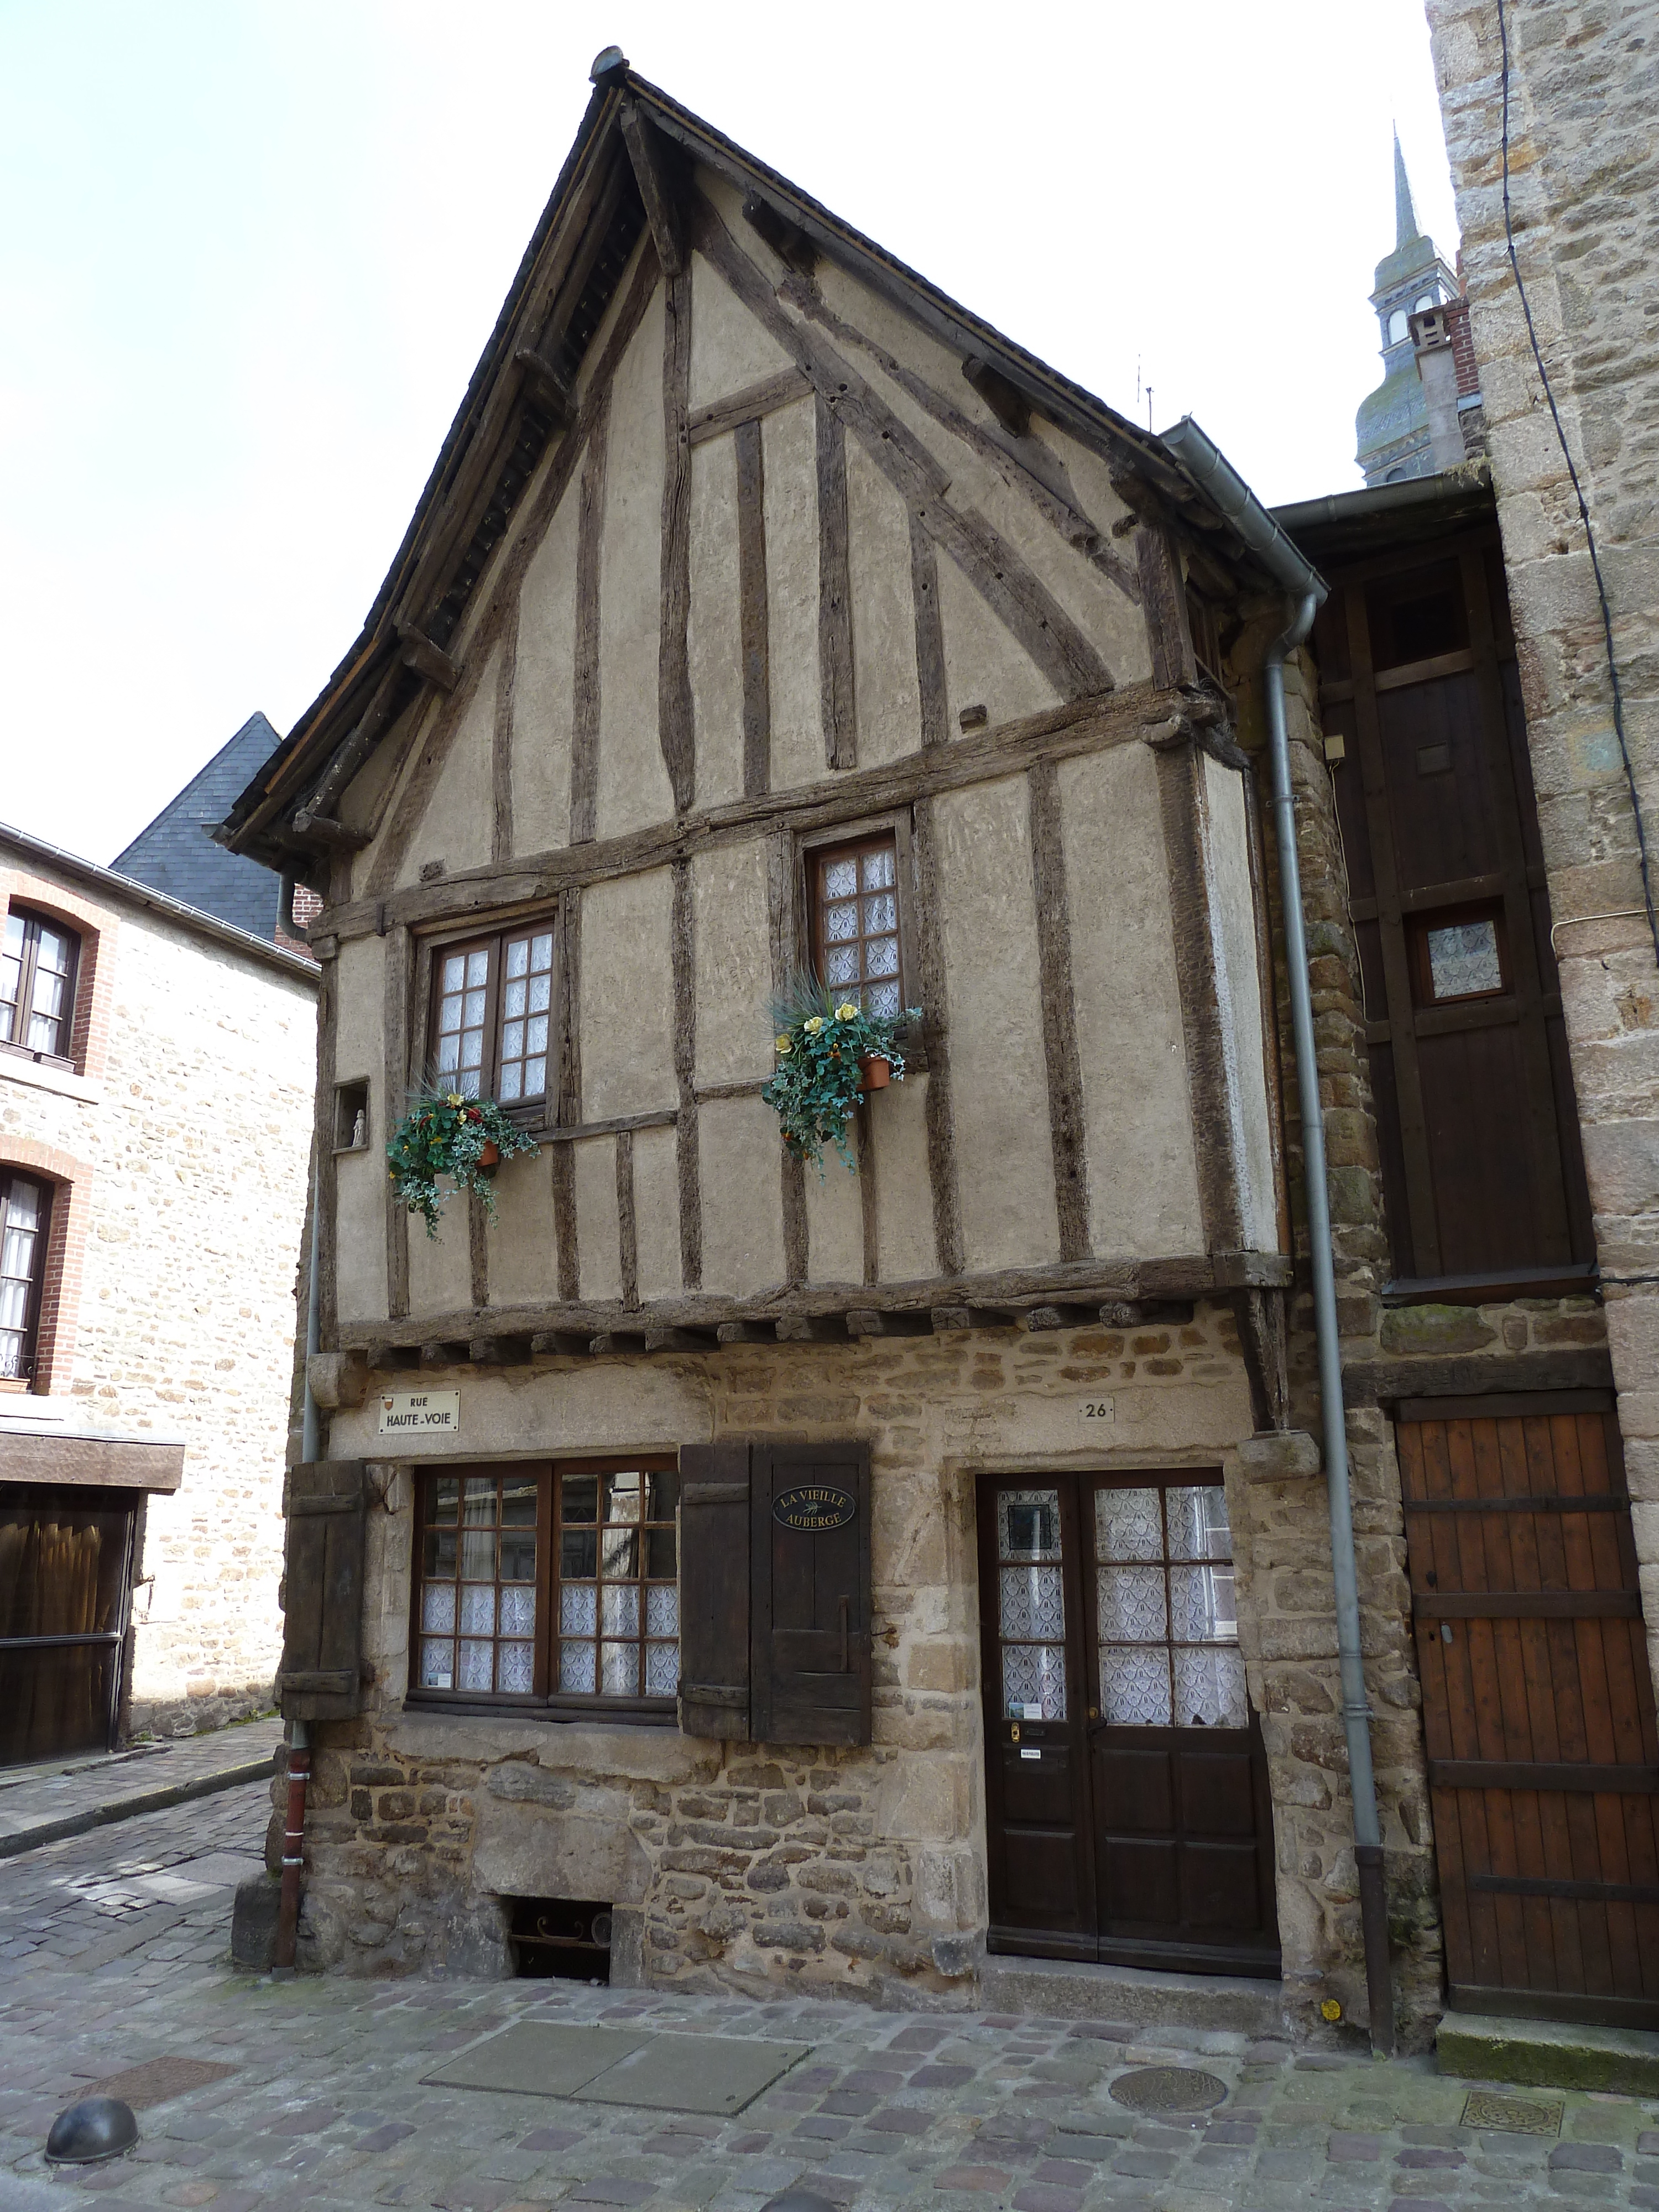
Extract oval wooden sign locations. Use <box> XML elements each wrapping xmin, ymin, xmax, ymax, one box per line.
<box><xmin>773</xmin><ymin>1483</ymin><xmax>857</xmax><ymax>1532</ymax></box>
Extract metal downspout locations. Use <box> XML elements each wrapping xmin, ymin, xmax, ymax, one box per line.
<box><xmin>274</xmin><ymin>1159</ymin><xmax>322</xmax><ymax>1975</ymax></box>
<box><xmin>1265</xmin><ymin>597</ymin><xmax>1395</xmax><ymax>2056</ymax></box>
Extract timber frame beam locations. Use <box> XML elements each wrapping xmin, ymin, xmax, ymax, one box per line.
<box><xmin>307</xmin><ymin>685</ymin><xmax>1238</xmax><ymax>949</ymax></box>
<box><xmin>619</xmin><ymin>97</ymin><xmax>684</xmax><ymax>276</ymax></box>
<box><xmin>334</xmin><ymin>1249</ymin><xmax>1292</xmax><ymax>1365</ymax></box>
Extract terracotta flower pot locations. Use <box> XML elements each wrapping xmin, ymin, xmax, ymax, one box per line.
<box><xmin>477</xmin><ymin>1140</ymin><xmax>500</xmax><ymax>1171</ymax></box>
<box><xmin>859</xmin><ymin>1054</ymin><xmax>891</xmax><ymax>1091</ymax></box>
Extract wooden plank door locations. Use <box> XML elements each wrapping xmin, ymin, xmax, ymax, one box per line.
<box><xmin>978</xmin><ymin>1480</ymin><xmax>1095</xmax><ymax>1958</ymax></box>
<box><xmin>1086</xmin><ymin>1475</ymin><xmax>1280</xmax><ymax>1975</ymax></box>
<box><xmin>1402</xmin><ymin>1396</ymin><xmax>1659</xmax><ymax>2027</ymax></box>
<box><xmin>1316</xmin><ymin>534</ymin><xmax>1594</xmax><ymax>1294</ymax></box>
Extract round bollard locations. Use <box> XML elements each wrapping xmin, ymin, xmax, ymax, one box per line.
<box><xmin>760</xmin><ymin>2194</ymin><xmax>839</xmax><ymax>2212</ymax></box>
<box><xmin>45</xmin><ymin>2095</ymin><xmax>139</xmax><ymax>2166</ymax></box>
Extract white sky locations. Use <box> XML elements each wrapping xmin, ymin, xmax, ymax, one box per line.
<box><xmin>0</xmin><ymin>0</ymin><xmax>1459</xmax><ymax>867</ymax></box>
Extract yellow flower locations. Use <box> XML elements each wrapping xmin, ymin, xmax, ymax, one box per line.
<box><xmin>445</xmin><ymin>1092</ymin><xmax>465</xmax><ymax>1109</ymax></box>
<box><xmin>835</xmin><ymin>1002</ymin><xmax>858</xmax><ymax>1021</ymax></box>
<box><xmin>775</xmin><ymin>1035</ymin><xmax>792</xmax><ymax>1054</ymax></box>
<box><xmin>804</xmin><ymin>1015</ymin><xmax>825</xmax><ymax>1034</ymax></box>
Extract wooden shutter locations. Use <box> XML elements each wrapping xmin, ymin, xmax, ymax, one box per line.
<box><xmin>280</xmin><ymin>1459</ymin><xmax>366</xmax><ymax>1720</ymax></box>
<box><xmin>677</xmin><ymin>1443</ymin><xmax>752</xmax><ymax>1740</ymax></box>
<box><xmin>751</xmin><ymin>1442</ymin><xmax>872</xmax><ymax>1747</ymax></box>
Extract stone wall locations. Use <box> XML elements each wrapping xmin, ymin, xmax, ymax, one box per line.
<box><xmin>281</xmin><ymin>1302</ymin><xmax>1433</xmax><ymax>2039</ymax></box>
<box><xmin>1425</xmin><ymin>0</ymin><xmax>1659</xmax><ymax>1678</ymax></box>
<box><xmin>0</xmin><ymin>852</ymin><xmax>316</xmax><ymax>1738</ymax></box>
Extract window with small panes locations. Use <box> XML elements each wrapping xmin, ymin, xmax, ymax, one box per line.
<box><xmin>808</xmin><ymin>834</ymin><xmax>902</xmax><ymax>1018</ymax></box>
<box><xmin>428</xmin><ymin>924</ymin><xmax>555</xmax><ymax>1105</ymax></box>
<box><xmin>411</xmin><ymin>1459</ymin><xmax>680</xmax><ymax>1717</ymax></box>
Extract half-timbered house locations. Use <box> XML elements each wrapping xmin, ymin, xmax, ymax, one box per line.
<box><xmin>220</xmin><ymin>56</ymin><xmax>1453</xmax><ymax>2033</ymax></box>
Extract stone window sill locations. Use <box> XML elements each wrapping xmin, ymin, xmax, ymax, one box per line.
<box><xmin>0</xmin><ymin>1050</ymin><xmax>100</xmax><ymax>1106</ymax></box>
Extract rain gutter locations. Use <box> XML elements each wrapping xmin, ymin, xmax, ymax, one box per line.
<box><xmin>1161</xmin><ymin>418</ymin><xmax>1394</xmax><ymax>2054</ymax></box>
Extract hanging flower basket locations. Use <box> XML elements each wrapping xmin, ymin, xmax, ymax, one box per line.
<box><xmin>761</xmin><ymin>977</ymin><xmax>920</xmax><ymax>1175</ymax></box>
<box><xmin>386</xmin><ymin>1089</ymin><xmax>538</xmax><ymax>1238</ymax></box>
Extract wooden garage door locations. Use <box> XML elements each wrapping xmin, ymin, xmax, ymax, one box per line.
<box><xmin>1402</xmin><ymin>1394</ymin><xmax>1659</xmax><ymax>2027</ymax></box>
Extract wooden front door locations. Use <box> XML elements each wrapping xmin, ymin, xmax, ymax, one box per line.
<box><xmin>978</xmin><ymin>1472</ymin><xmax>1279</xmax><ymax>1976</ymax></box>
<box><xmin>1403</xmin><ymin>1395</ymin><xmax>1659</xmax><ymax>2027</ymax></box>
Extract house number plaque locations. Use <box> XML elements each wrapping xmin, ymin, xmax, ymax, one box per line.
<box><xmin>773</xmin><ymin>1483</ymin><xmax>857</xmax><ymax>1532</ymax></box>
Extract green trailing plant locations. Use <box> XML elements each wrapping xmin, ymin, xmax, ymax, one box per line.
<box><xmin>386</xmin><ymin>1087</ymin><xmax>538</xmax><ymax>1238</ymax></box>
<box><xmin>761</xmin><ymin>975</ymin><xmax>921</xmax><ymax>1174</ymax></box>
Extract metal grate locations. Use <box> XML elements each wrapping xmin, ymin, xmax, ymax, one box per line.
<box><xmin>88</xmin><ymin>2058</ymin><xmax>237</xmax><ymax>2109</ymax></box>
<box><xmin>1460</xmin><ymin>2088</ymin><xmax>1563</xmax><ymax>2135</ymax></box>
<box><xmin>1109</xmin><ymin>2066</ymin><xmax>1228</xmax><ymax>2112</ymax></box>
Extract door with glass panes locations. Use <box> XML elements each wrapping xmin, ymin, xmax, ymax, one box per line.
<box><xmin>977</xmin><ymin>1472</ymin><xmax>1279</xmax><ymax>1975</ymax></box>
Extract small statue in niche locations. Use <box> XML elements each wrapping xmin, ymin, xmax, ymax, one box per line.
<box><xmin>351</xmin><ymin>1108</ymin><xmax>367</xmax><ymax>1150</ymax></box>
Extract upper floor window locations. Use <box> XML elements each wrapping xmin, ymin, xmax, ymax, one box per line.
<box><xmin>0</xmin><ymin>1171</ymin><xmax>51</xmax><ymax>1386</ymax></box>
<box><xmin>1</xmin><ymin>910</ymin><xmax>79</xmax><ymax>1065</ymax></box>
<box><xmin>810</xmin><ymin>835</ymin><xmax>901</xmax><ymax>1019</ymax></box>
<box><xmin>412</xmin><ymin>1458</ymin><xmax>679</xmax><ymax>1712</ymax></box>
<box><xmin>430</xmin><ymin>924</ymin><xmax>555</xmax><ymax>1105</ymax></box>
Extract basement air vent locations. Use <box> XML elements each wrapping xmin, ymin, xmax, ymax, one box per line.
<box><xmin>506</xmin><ymin>1896</ymin><xmax>613</xmax><ymax>1982</ymax></box>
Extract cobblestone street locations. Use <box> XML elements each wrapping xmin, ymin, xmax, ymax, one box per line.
<box><xmin>3</xmin><ymin>1781</ymin><xmax>1657</xmax><ymax>2212</ymax></box>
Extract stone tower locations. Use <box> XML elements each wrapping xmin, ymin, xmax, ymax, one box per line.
<box><xmin>1354</xmin><ymin>134</ymin><xmax>1459</xmax><ymax>485</ymax></box>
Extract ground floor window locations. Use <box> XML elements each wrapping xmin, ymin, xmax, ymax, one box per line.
<box><xmin>411</xmin><ymin>1457</ymin><xmax>680</xmax><ymax>1719</ymax></box>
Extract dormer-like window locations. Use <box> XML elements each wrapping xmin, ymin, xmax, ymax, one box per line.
<box><xmin>1</xmin><ymin>910</ymin><xmax>79</xmax><ymax>1066</ymax></box>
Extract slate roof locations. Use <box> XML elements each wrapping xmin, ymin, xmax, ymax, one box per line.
<box><xmin>112</xmin><ymin>712</ymin><xmax>289</xmax><ymax>940</ymax></box>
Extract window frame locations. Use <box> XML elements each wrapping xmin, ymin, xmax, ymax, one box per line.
<box><xmin>417</xmin><ymin>915</ymin><xmax>559</xmax><ymax>1119</ymax></box>
<box><xmin>1</xmin><ymin>907</ymin><xmax>81</xmax><ymax>1070</ymax></box>
<box><xmin>797</xmin><ymin>811</ymin><xmax>923</xmax><ymax>1052</ymax></box>
<box><xmin>405</xmin><ymin>1454</ymin><xmax>681</xmax><ymax>1725</ymax></box>
<box><xmin>1407</xmin><ymin>900</ymin><xmax>1510</xmax><ymax>1008</ymax></box>
<box><xmin>0</xmin><ymin>1168</ymin><xmax>54</xmax><ymax>1390</ymax></box>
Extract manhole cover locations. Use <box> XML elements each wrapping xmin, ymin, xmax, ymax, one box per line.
<box><xmin>1109</xmin><ymin>2066</ymin><xmax>1228</xmax><ymax>2112</ymax></box>
<box><xmin>1460</xmin><ymin>2088</ymin><xmax>1563</xmax><ymax>2135</ymax></box>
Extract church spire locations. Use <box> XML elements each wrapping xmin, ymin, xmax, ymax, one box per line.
<box><xmin>1394</xmin><ymin>127</ymin><xmax>1421</xmax><ymax>248</ymax></box>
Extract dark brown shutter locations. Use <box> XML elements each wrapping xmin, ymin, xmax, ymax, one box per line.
<box><xmin>280</xmin><ymin>1459</ymin><xmax>366</xmax><ymax>1720</ymax></box>
<box><xmin>677</xmin><ymin>1443</ymin><xmax>752</xmax><ymax>1739</ymax></box>
<box><xmin>751</xmin><ymin>1441</ymin><xmax>872</xmax><ymax>1747</ymax></box>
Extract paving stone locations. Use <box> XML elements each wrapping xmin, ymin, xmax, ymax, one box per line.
<box><xmin>1328</xmin><ymin>2133</ymin><xmax>1387</xmax><ymax>2161</ymax></box>
<box><xmin>1548</xmin><ymin>2143</ymin><xmax>1623</xmax><ymax>2173</ymax></box>
<box><xmin>1113</xmin><ymin>2150</ymin><xmax>1178</xmax><ymax>2177</ymax></box>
